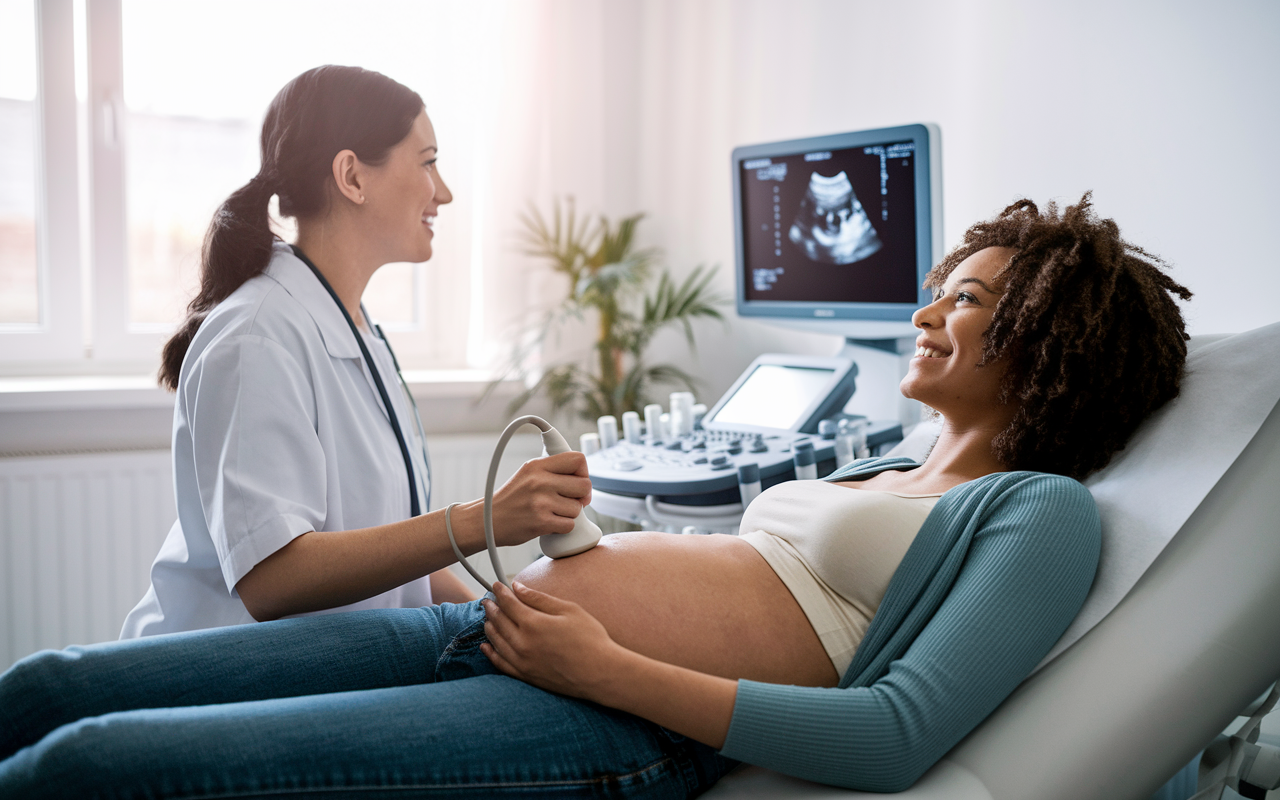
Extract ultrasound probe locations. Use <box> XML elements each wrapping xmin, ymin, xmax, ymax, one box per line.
<box><xmin>446</xmin><ymin>415</ymin><xmax>603</xmax><ymax>589</ymax></box>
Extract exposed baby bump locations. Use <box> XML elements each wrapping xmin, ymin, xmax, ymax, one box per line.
<box><xmin>514</xmin><ymin>532</ymin><xmax>839</xmax><ymax>687</ymax></box>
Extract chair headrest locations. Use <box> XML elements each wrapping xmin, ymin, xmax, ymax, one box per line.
<box><xmin>1039</xmin><ymin>321</ymin><xmax>1280</xmax><ymax>668</ymax></box>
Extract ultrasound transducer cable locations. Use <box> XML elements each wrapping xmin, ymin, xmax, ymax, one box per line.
<box><xmin>447</xmin><ymin>415</ymin><xmax>603</xmax><ymax>588</ymax></box>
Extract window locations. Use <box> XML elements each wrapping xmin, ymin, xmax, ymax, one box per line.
<box><xmin>0</xmin><ymin>2</ymin><xmax>40</xmax><ymax>327</ymax></box>
<box><xmin>2</xmin><ymin>0</ymin><xmax>509</xmax><ymax>374</ymax></box>
<box><xmin>0</xmin><ymin>0</ymin><xmax>82</xmax><ymax>367</ymax></box>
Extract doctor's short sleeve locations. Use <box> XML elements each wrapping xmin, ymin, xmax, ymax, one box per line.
<box><xmin>183</xmin><ymin>334</ymin><xmax>327</xmax><ymax>593</ymax></box>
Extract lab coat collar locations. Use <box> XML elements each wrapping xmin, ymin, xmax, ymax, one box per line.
<box><xmin>264</xmin><ymin>241</ymin><xmax>362</xmax><ymax>360</ymax></box>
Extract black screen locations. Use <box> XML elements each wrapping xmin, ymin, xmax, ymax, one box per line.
<box><xmin>740</xmin><ymin>140</ymin><xmax>918</xmax><ymax>304</ymax></box>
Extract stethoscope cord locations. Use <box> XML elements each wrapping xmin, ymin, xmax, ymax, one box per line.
<box><xmin>390</xmin><ymin>360</ymin><xmax>432</xmax><ymax>511</ymax></box>
<box><xmin>291</xmin><ymin>244</ymin><xmax>422</xmax><ymax>517</ymax></box>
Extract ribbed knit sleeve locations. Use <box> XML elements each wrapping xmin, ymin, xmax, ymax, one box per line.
<box><xmin>719</xmin><ymin>473</ymin><xmax>1101</xmax><ymax>792</ymax></box>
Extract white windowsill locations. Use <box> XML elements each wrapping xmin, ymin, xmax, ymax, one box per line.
<box><xmin>400</xmin><ymin>370</ymin><xmax>513</xmax><ymax>400</ymax></box>
<box><xmin>0</xmin><ymin>370</ymin><xmax>516</xmax><ymax>413</ymax></box>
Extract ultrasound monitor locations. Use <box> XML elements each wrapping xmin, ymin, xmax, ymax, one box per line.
<box><xmin>732</xmin><ymin>123</ymin><xmax>942</xmax><ymax>342</ymax></box>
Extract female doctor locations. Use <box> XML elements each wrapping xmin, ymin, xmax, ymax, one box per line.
<box><xmin>120</xmin><ymin>65</ymin><xmax>591</xmax><ymax>637</ymax></box>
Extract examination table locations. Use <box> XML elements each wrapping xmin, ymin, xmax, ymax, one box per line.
<box><xmin>706</xmin><ymin>323</ymin><xmax>1280</xmax><ymax>800</ymax></box>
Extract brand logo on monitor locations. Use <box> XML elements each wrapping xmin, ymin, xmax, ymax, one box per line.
<box><xmin>814</xmin><ymin>309</ymin><xmax>835</xmax><ymax>317</ymax></box>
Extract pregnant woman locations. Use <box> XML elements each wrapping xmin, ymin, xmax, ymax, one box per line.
<box><xmin>0</xmin><ymin>195</ymin><xmax>1191</xmax><ymax>798</ymax></box>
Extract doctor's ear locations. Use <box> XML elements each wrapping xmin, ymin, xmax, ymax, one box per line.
<box><xmin>331</xmin><ymin>149</ymin><xmax>366</xmax><ymax>205</ymax></box>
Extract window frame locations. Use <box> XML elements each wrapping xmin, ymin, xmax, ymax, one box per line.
<box><xmin>1</xmin><ymin>0</ymin><xmax>83</xmax><ymax>367</ymax></box>
<box><xmin>87</xmin><ymin>0</ymin><xmax>166</xmax><ymax>365</ymax></box>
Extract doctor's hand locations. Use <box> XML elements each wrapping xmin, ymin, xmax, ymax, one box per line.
<box><xmin>481</xmin><ymin>581</ymin><xmax>621</xmax><ymax>702</ymax></box>
<box><xmin>489</xmin><ymin>453</ymin><xmax>592</xmax><ymax>546</ymax></box>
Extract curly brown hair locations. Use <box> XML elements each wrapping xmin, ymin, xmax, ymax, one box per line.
<box><xmin>925</xmin><ymin>193</ymin><xmax>1192</xmax><ymax>479</ymax></box>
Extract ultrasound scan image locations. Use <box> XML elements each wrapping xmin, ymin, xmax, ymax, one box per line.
<box><xmin>788</xmin><ymin>171</ymin><xmax>882</xmax><ymax>265</ymax></box>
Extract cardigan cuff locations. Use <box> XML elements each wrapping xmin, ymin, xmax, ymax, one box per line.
<box><xmin>720</xmin><ymin>679</ymin><xmax>839</xmax><ymax>763</ymax></box>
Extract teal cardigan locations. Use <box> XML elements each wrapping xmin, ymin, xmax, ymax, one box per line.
<box><xmin>719</xmin><ymin>458</ymin><xmax>1102</xmax><ymax>792</ymax></box>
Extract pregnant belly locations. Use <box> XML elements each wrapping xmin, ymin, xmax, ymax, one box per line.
<box><xmin>514</xmin><ymin>532</ymin><xmax>839</xmax><ymax>688</ymax></box>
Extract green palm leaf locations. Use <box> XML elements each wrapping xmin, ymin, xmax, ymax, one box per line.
<box><xmin>486</xmin><ymin>197</ymin><xmax>728</xmax><ymax>422</ymax></box>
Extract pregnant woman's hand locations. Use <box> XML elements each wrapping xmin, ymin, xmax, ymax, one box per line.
<box><xmin>481</xmin><ymin>581</ymin><xmax>621</xmax><ymax>701</ymax></box>
<box><xmin>481</xmin><ymin>579</ymin><xmax>740</xmax><ymax>749</ymax></box>
<box><xmin>490</xmin><ymin>453</ymin><xmax>593</xmax><ymax>546</ymax></box>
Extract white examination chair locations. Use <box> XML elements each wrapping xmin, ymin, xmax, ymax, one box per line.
<box><xmin>707</xmin><ymin>324</ymin><xmax>1280</xmax><ymax>800</ymax></box>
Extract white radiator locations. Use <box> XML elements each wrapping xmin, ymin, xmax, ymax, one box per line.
<box><xmin>0</xmin><ymin>450</ymin><xmax>174</xmax><ymax>671</ymax></box>
<box><xmin>0</xmin><ymin>433</ymin><xmax>545</xmax><ymax>671</ymax></box>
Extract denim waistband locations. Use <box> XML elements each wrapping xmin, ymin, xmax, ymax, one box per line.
<box><xmin>438</xmin><ymin>594</ymin><xmax>740</xmax><ymax>793</ymax></box>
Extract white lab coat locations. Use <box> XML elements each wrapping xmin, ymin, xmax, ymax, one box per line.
<box><xmin>121</xmin><ymin>243</ymin><xmax>433</xmax><ymax>638</ymax></box>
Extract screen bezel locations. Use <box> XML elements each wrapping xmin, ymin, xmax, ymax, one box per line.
<box><xmin>731</xmin><ymin>123</ymin><xmax>938</xmax><ymax>327</ymax></box>
<box><xmin>701</xmin><ymin>353</ymin><xmax>858</xmax><ymax>436</ymax></box>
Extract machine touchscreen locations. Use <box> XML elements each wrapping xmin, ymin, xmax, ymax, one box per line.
<box><xmin>706</xmin><ymin>364</ymin><xmax>837</xmax><ymax>430</ymax></box>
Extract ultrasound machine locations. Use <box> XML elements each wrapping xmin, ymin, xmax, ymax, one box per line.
<box><xmin>585</xmin><ymin>124</ymin><xmax>943</xmax><ymax>533</ymax></box>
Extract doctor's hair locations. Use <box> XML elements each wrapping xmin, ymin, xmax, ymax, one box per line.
<box><xmin>925</xmin><ymin>193</ymin><xmax>1192</xmax><ymax>479</ymax></box>
<box><xmin>158</xmin><ymin>65</ymin><xmax>424</xmax><ymax>390</ymax></box>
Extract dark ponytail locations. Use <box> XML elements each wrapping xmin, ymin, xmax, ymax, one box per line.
<box><xmin>159</xmin><ymin>65</ymin><xmax>424</xmax><ymax>390</ymax></box>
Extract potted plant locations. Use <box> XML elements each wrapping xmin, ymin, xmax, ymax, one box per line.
<box><xmin>489</xmin><ymin>198</ymin><xmax>725</xmax><ymax>423</ymax></box>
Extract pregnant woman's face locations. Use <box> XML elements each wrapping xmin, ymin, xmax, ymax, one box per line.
<box><xmin>901</xmin><ymin>246</ymin><xmax>1015</xmax><ymax>425</ymax></box>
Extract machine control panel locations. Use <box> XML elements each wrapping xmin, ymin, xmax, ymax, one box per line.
<box><xmin>586</xmin><ymin>419</ymin><xmax>903</xmax><ymax>505</ymax></box>
<box><xmin>582</xmin><ymin>352</ymin><xmax>904</xmax><ymax>506</ymax></box>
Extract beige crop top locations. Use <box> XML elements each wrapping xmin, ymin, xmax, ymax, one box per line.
<box><xmin>739</xmin><ymin>481</ymin><xmax>940</xmax><ymax>677</ymax></box>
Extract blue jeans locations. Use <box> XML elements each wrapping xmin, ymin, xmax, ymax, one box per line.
<box><xmin>0</xmin><ymin>601</ymin><xmax>735</xmax><ymax>798</ymax></box>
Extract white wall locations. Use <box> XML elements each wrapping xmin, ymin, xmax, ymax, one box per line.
<box><xmin>527</xmin><ymin>0</ymin><xmax>1280</xmax><ymax>406</ymax></box>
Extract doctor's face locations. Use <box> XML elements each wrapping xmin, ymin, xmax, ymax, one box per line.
<box><xmin>360</xmin><ymin>110</ymin><xmax>453</xmax><ymax>264</ymax></box>
<box><xmin>900</xmin><ymin>246</ymin><xmax>1015</xmax><ymax>426</ymax></box>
